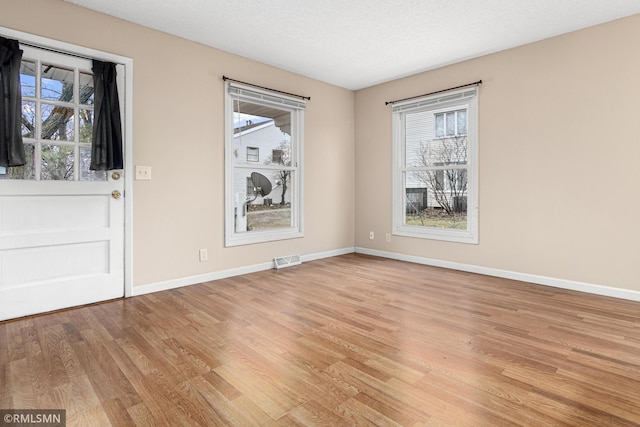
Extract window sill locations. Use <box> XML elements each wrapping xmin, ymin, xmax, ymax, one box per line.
<box><xmin>225</xmin><ymin>228</ymin><xmax>304</xmax><ymax>247</ymax></box>
<box><xmin>393</xmin><ymin>225</ymin><xmax>478</xmax><ymax>244</ymax></box>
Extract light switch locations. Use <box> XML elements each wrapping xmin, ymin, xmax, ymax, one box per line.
<box><xmin>136</xmin><ymin>165</ymin><xmax>152</xmax><ymax>180</ymax></box>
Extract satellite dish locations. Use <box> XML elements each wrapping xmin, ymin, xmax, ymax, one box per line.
<box><xmin>250</xmin><ymin>172</ymin><xmax>272</xmax><ymax>197</ymax></box>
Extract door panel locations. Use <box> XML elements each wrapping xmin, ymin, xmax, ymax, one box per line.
<box><xmin>0</xmin><ymin>178</ymin><xmax>124</xmax><ymax>321</ymax></box>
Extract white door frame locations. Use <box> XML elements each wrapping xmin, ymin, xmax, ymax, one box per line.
<box><xmin>1</xmin><ymin>26</ymin><xmax>134</xmax><ymax>298</ymax></box>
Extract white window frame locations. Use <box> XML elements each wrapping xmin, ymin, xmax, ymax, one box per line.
<box><xmin>224</xmin><ymin>82</ymin><xmax>305</xmax><ymax>247</ymax></box>
<box><xmin>392</xmin><ymin>88</ymin><xmax>478</xmax><ymax>244</ymax></box>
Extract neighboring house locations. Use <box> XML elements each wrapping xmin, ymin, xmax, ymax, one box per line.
<box><xmin>404</xmin><ymin>107</ymin><xmax>468</xmax><ymax>214</ymax></box>
<box><xmin>233</xmin><ymin>119</ymin><xmax>291</xmax><ymax>209</ymax></box>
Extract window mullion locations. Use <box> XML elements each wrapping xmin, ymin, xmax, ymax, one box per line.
<box><xmin>73</xmin><ymin>68</ymin><xmax>80</xmax><ymax>181</ymax></box>
<box><xmin>34</xmin><ymin>59</ymin><xmax>42</xmax><ymax>181</ymax></box>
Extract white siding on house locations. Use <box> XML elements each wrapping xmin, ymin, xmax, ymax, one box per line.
<box><xmin>405</xmin><ymin>110</ymin><xmax>433</xmax><ymax>173</ymax></box>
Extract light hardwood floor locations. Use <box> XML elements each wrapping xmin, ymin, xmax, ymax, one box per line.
<box><xmin>2</xmin><ymin>253</ymin><xmax>640</xmax><ymax>426</ymax></box>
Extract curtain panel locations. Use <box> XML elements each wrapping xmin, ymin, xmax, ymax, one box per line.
<box><xmin>0</xmin><ymin>36</ymin><xmax>26</xmax><ymax>167</ymax></box>
<box><xmin>90</xmin><ymin>60</ymin><xmax>123</xmax><ymax>171</ymax></box>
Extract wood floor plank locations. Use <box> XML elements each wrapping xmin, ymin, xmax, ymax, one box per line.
<box><xmin>2</xmin><ymin>253</ymin><xmax>640</xmax><ymax>425</ymax></box>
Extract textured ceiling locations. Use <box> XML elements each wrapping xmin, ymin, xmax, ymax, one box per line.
<box><xmin>64</xmin><ymin>0</ymin><xmax>640</xmax><ymax>90</ymax></box>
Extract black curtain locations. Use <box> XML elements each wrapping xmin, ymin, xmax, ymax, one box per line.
<box><xmin>91</xmin><ymin>60</ymin><xmax>123</xmax><ymax>171</ymax></box>
<box><xmin>0</xmin><ymin>36</ymin><xmax>26</xmax><ymax>167</ymax></box>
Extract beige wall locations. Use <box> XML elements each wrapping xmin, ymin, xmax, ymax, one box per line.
<box><xmin>0</xmin><ymin>0</ymin><xmax>355</xmax><ymax>287</ymax></box>
<box><xmin>355</xmin><ymin>14</ymin><xmax>640</xmax><ymax>291</ymax></box>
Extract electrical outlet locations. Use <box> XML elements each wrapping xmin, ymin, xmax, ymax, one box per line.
<box><xmin>369</xmin><ymin>231</ymin><xmax>374</xmax><ymax>240</ymax></box>
<box><xmin>386</xmin><ymin>233</ymin><xmax>391</xmax><ymax>243</ymax></box>
<box><xmin>199</xmin><ymin>248</ymin><xmax>208</xmax><ymax>262</ymax></box>
<box><xmin>135</xmin><ymin>165</ymin><xmax>152</xmax><ymax>180</ymax></box>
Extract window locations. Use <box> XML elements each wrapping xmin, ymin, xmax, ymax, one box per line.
<box><xmin>225</xmin><ymin>82</ymin><xmax>305</xmax><ymax>246</ymax></box>
<box><xmin>0</xmin><ymin>47</ymin><xmax>106</xmax><ymax>181</ymax></box>
<box><xmin>246</xmin><ymin>147</ymin><xmax>259</xmax><ymax>162</ymax></box>
<box><xmin>272</xmin><ymin>149</ymin><xmax>283</xmax><ymax>165</ymax></box>
<box><xmin>392</xmin><ymin>88</ymin><xmax>478</xmax><ymax>243</ymax></box>
<box><xmin>435</xmin><ymin>109</ymin><xmax>467</xmax><ymax>138</ymax></box>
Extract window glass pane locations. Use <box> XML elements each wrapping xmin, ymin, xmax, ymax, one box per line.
<box><xmin>0</xmin><ymin>144</ymin><xmax>35</xmax><ymax>180</ymax></box>
<box><xmin>41</xmin><ymin>144</ymin><xmax>74</xmax><ymax>180</ymax></box>
<box><xmin>78</xmin><ymin>109</ymin><xmax>93</xmax><ymax>143</ymax></box>
<box><xmin>234</xmin><ymin>169</ymin><xmax>293</xmax><ymax>232</ymax></box>
<box><xmin>41</xmin><ymin>64</ymin><xmax>74</xmax><ymax>102</ymax></box>
<box><xmin>20</xmin><ymin>60</ymin><xmax>36</xmax><ymax>97</ymax></box>
<box><xmin>233</xmin><ymin>101</ymin><xmax>292</xmax><ymax>166</ymax></box>
<box><xmin>41</xmin><ymin>103</ymin><xmax>74</xmax><ymax>141</ymax></box>
<box><xmin>446</xmin><ymin>112</ymin><xmax>456</xmax><ymax>136</ymax></box>
<box><xmin>404</xmin><ymin>170</ymin><xmax>467</xmax><ymax>230</ymax></box>
<box><xmin>79</xmin><ymin>71</ymin><xmax>94</xmax><ymax>105</ymax></box>
<box><xmin>435</xmin><ymin>113</ymin><xmax>444</xmax><ymax>138</ymax></box>
<box><xmin>457</xmin><ymin>110</ymin><xmax>467</xmax><ymax>135</ymax></box>
<box><xmin>405</xmin><ymin>133</ymin><xmax>467</xmax><ymax>168</ymax></box>
<box><xmin>79</xmin><ymin>146</ymin><xmax>106</xmax><ymax>181</ymax></box>
<box><xmin>22</xmin><ymin>101</ymin><xmax>36</xmax><ymax>138</ymax></box>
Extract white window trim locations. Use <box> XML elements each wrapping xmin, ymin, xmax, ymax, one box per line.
<box><xmin>224</xmin><ymin>82</ymin><xmax>305</xmax><ymax>247</ymax></box>
<box><xmin>392</xmin><ymin>88</ymin><xmax>478</xmax><ymax>244</ymax></box>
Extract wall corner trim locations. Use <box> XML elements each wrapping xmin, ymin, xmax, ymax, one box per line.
<box><xmin>355</xmin><ymin>247</ymin><xmax>640</xmax><ymax>302</ymax></box>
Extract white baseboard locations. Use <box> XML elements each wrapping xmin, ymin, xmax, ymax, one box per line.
<box><xmin>131</xmin><ymin>247</ymin><xmax>355</xmax><ymax>297</ymax></box>
<box><xmin>355</xmin><ymin>247</ymin><xmax>640</xmax><ymax>302</ymax></box>
<box><xmin>132</xmin><ymin>245</ymin><xmax>640</xmax><ymax>303</ymax></box>
<box><xmin>301</xmin><ymin>247</ymin><xmax>354</xmax><ymax>263</ymax></box>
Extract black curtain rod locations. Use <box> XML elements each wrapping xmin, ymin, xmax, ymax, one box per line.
<box><xmin>385</xmin><ymin>80</ymin><xmax>482</xmax><ymax>106</ymax></box>
<box><xmin>16</xmin><ymin>40</ymin><xmax>96</xmax><ymax>62</ymax></box>
<box><xmin>222</xmin><ymin>75</ymin><xmax>310</xmax><ymax>101</ymax></box>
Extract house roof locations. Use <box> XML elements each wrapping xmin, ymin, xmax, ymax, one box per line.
<box><xmin>64</xmin><ymin>0</ymin><xmax>640</xmax><ymax>90</ymax></box>
<box><xmin>234</xmin><ymin>119</ymin><xmax>274</xmax><ymax>135</ymax></box>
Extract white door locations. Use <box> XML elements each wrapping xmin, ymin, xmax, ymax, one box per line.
<box><xmin>0</xmin><ymin>46</ymin><xmax>126</xmax><ymax>321</ymax></box>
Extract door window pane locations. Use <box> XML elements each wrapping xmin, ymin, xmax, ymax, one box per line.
<box><xmin>79</xmin><ymin>71</ymin><xmax>94</xmax><ymax>105</ymax></box>
<box><xmin>22</xmin><ymin>101</ymin><xmax>36</xmax><ymax>138</ymax></box>
<box><xmin>79</xmin><ymin>146</ymin><xmax>106</xmax><ymax>181</ymax></box>
<box><xmin>41</xmin><ymin>144</ymin><xmax>75</xmax><ymax>181</ymax></box>
<box><xmin>41</xmin><ymin>104</ymin><xmax>74</xmax><ymax>141</ymax></box>
<box><xmin>0</xmin><ymin>144</ymin><xmax>35</xmax><ymax>180</ymax></box>
<box><xmin>41</xmin><ymin>64</ymin><xmax>74</xmax><ymax>102</ymax></box>
<box><xmin>79</xmin><ymin>109</ymin><xmax>93</xmax><ymax>143</ymax></box>
<box><xmin>20</xmin><ymin>60</ymin><xmax>36</xmax><ymax>97</ymax></box>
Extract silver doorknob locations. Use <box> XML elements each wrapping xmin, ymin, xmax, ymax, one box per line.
<box><xmin>111</xmin><ymin>190</ymin><xmax>122</xmax><ymax>199</ymax></box>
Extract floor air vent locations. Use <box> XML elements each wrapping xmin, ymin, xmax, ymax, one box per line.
<box><xmin>274</xmin><ymin>254</ymin><xmax>301</xmax><ymax>269</ymax></box>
